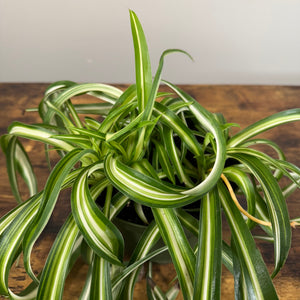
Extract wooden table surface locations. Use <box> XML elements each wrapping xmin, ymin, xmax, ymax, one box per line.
<box><xmin>0</xmin><ymin>83</ymin><xmax>300</xmax><ymax>299</ymax></box>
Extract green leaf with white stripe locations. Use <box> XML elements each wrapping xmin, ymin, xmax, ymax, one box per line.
<box><xmin>153</xmin><ymin>140</ymin><xmax>175</xmax><ymax>184</ymax></box>
<box><xmin>176</xmin><ymin>209</ymin><xmax>234</xmax><ymax>275</ymax></box>
<box><xmin>222</xmin><ymin>241</ymin><xmax>234</xmax><ymax>274</ymax></box>
<box><xmin>0</xmin><ymin>198</ymin><xmax>36</xmax><ymax>237</ymax></box>
<box><xmin>43</xmin><ymin>83</ymin><xmax>122</xmax><ymax>123</ymax></box>
<box><xmin>51</xmin><ymin>134</ymin><xmax>92</xmax><ymax>148</ymax></box>
<box><xmin>238</xmin><ymin>138</ymin><xmax>287</xmax><ymax>180</ymax></box>
<box><xmin>1</xmin><ymin>135</ymin><xmax>37</xmax><ymax>203</ymax></box>
<box><xmin>231</xmin><ymin>238</ymin><xmax>249</xmax><ymax>300</ymax></box>
<box><xmin>193</xmin><ymin>188</ymin><xmax>222</xmax><ymax>300</ymax></box>
<box><xmin>228</xmin><ymin>108</ymin><xmax>300</xmax><ymax>147</ymax></box>
<box><xmin>104</xmin><ymin>153</ymin><xmax>196</xmax><ymax>207</ymax></box>
<box><xmin>228</xmin><ymin>153</ymin><xmax>291</xmax><ymax>277</ymax></box>
<box><xmin>38</xmin><ymin>80</ymin><xmax>77</xmax><ymax>119</ymax></box>
<box><xmin>98</xmin><ymin>101</ymin><xmax>137</xmax><ymax>135</ymax></box>
<box><xmin>8</xmin><ymin>122</ymin><xmax>74</xmax><ymax>152</ymax></box>
<box><xmin>153</xmin><ymin>101</ymin><xmax>202</xmax><ymax>157</ymax></box>
<box><xmin>152</xmin><ymin>208</ymin><xmax>196</xmax><ymax>300</ymax></box>
<box><xmin>129</xmin><ymin>10</ymin><xmax>152</xmax><ymax>112</ymax></box>
<box><xmin>227</xmin><ymin>147</ymin><xmax>300</xmax><ymax>187</ymax></box>
<box><xmin>119</xmin><ymin>221</ymin><xmax>161</xmax><ymax>299</ymax></box>
<box><xmin>0</xmin><ymin>192</ymin><xmax>42</xmax><ymax>295</ymax></box>
<box><xmin>163</xmin><ymin>127</ymin><xmax>194</xmax><ymax>187</ymax></box>
<box><xmin>111</xmin><ymin>246</ymin><xmax>168</xmax><ymax>292</ymax></box>
<box><xmin>89</xmin><ymin>254</ymin><xmax>112</xmax><ymax>300</ymax></box>
<box><xmin>22</xmin><ymin>149</ymin><xmax>95</xmax><ymax>282</ymax></box>
<box><xmin>71</xmin><ymin>164</ymin><xmax>124</xmax><ymax>265</ymax></box>
<box><xmin>162</xmin><ymin>81</ymin><xmax>226</xmax><ymax>197</ymax></box>
<box><xmin>74</xmin><ymin>102</ymin><xmax>113</xmax><ymax>115</ymax></box>
<box><xmin>37</xmin><ymin>215</ymin><xmax>80</xmax><ymax>300</ymax></box>
<box><xmin>105</xmin><ymin>113</ymin><xmax>143</xmax><ymax>142</ymax></box>
<box><xmin>223</xmin><ymin>166</ymin><xmax>257</xmax><ymax>228</ymax></box>
<box><xmin>219</xmin><ymin>181</ymin><xmax>278</xmax><ymax>299</ymax></box>
<box><xmin>45</xmin><ymin>100</ymin><xmax>76</xmax><ymax>130</ymax></box>
<box><xmin>143</xmin><ymin>49</ymin><xmax>192</xmax><ymax>123</ymax></box>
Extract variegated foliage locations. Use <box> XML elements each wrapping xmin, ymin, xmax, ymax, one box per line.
<box><xmin>1</xmin><ymin>10</ymin><xmax>300</xmax><ymax>300</ymax></box>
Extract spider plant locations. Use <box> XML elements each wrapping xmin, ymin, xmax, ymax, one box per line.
<box><xmin>1</xmin><ymin>10</ymin><xmax>300</xmax><ymax>300</ymax></box>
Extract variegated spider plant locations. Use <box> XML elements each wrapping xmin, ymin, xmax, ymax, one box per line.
<box><xmin>1</xmin><ymin>10</ymin><xmax>300</xmax><ymax>300</ymax></box>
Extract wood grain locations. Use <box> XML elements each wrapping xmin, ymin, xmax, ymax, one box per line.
<box><xmin>0</xmin><ymin>83</ymin><xmax>299</xmax><ymax>299</ymax></box>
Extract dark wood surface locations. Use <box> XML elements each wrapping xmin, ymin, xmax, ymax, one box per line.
<box><xmin>0</xmin><ymin>83</ymin><xmax>300</xmax><ymax>299</ymax></box>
